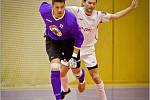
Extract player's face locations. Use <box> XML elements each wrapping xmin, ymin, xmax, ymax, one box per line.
<box><xmin>52</xmin><ymin>2</ymin><xmax>65</xmax><ymax>18</ymax></box>
<box><xmin>84</xmin><ymin>0</ymin><xmax>96</xmax><ymax>15</ymax></box>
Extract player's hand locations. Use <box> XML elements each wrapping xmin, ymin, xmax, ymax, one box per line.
<box><xmin>68</xmin><ymin>57</ymin><xmax>79</xmax><ymax>68</ymax></box>
<box><xmin>130</xmin><ymin>0</ymin><xmax>138</xmax><ymax>9</ymax></box>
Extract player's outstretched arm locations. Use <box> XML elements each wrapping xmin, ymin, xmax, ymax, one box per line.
<box><xmin>110</xmin><ymin>0</ymin><xmax>138</xmax><ymax>20</ymax></box>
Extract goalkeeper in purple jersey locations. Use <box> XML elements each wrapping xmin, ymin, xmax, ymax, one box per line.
<box><xmin>39</xmin><ymin>0</ymin><xmax>85</xmax><ymax>100</ymax></box>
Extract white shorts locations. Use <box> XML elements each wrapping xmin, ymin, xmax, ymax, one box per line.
<box><xmin>80</xmin><ymin>45</ymin><xmax>97</xmax><ymax>68</ymax></box>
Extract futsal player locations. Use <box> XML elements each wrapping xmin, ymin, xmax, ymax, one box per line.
<box><xmin>61</xmin><ymin>0</ymin><xmax>138</xmax><ymax>99</ymax></box>
<box><xmin>39</xmin><ymin>0</ymin><xmax>86</xmax><ymax>99</ymax></box>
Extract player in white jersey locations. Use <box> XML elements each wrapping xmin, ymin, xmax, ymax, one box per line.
<box><xmin>61</xmin><ymin>0</ymin><xmax>138</xmax><ymax>100</ymax></box>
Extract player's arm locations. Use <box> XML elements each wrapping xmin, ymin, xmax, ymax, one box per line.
<box><xmin>71</xmin><ymin>18</ymin><xmax>83</xmax><ymax>61</ymax></box>
<box><xmin>72</xmin><ymin>19</ymin><xmax>84</xmax><ymax>58</ymax></box>
<box><xmin>39</xmin><ymin>2</ymin><xmax>49</xmax><ymax>15</ymax></box>
<box><xmin>68</xmin><ymin>16</ymin><xmax>84</xmax><ymax>68</ymax></box>
<box><xmin>72</xmin><ymin>25</ymin><xmax>84</xmax><ymax>51</ymax></box>
<box><xmin>110</xmin><ymin>0</ymin><xmax>137</xmax><ymax>20</ymax></box>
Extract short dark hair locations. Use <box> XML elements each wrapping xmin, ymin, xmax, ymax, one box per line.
<box><xmin>52</xmin><ymin>0</ymin><xmax>66</xmax><ymax>4</ymax></box>
<box><xmin>83</xmin><ymin>0</ymin><xmax>97</xmax><ymax>2</ymax></box>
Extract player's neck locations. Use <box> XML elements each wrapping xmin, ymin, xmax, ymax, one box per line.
<box><xmin>85</xmin><ymin>12</ymin><xmax>92</xmax><ymax>16</ymax></box>
<box><xmin>52</xmin><ymin>9</ymin><xmax>65</xmax><ymax>20</ymax></box>
<box><xmin>84</xmin><ymin>8</ymin><xmax>92</xmax><ymax>16</ymax></box>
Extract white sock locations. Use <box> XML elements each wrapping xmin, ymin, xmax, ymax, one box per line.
<box><xmin>95</xmin><ymin>81</ymin><xmax>107</xmax><ymax>100</ymax></box>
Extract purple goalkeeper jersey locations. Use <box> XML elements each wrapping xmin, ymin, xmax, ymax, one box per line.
<box><xmin>39</xmin><ymin>2</ymin><xmax>84</xmax><ymax>48</ymax></box>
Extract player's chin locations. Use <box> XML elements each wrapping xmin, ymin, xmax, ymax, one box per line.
<box><xmin>87</xmin><ymin>9</ymin><xmax>93</xmax><ymax>13</ymax></box>
<box><xmin>88</xmin><ymin>8</ymin><xmax>94</xmax><ymax>11</ymax></box>
<box><xmin>57</xmin><ymin>14</ymin><xmax>63</xmax><ymax>17</ymax></box>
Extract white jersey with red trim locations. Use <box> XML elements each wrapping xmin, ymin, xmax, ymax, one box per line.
<box><xmin>66</xmin><ymin>6</ymin><xmax>111</xmax><ymax>46</ymax></box>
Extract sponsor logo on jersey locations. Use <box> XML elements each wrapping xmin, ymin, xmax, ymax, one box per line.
<box><xmin>78</xmin><ymin>18</ymin><xmax>84</xmax><ymax>20</ymax></box>
<box><xmin>81</xmin><ymin>27</ymin><xmax>92</xmax><ymax>32</ymax></box>
<box><xmin>46</xmin><ymin>18</ymin><xmax>52</xmax><ymax>23</ymax></box>
<box><xmin>50</xmin><ymin>56</ymin><xmax>54</xmax><ymax>59</ymax></box>
<box><xmin>49</xmin><ymin>25</ymin><xmax>62</xmax><ymax>37</ymax></box>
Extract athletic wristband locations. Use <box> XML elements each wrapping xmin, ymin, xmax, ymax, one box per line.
<box><xmin>72</xmin><ymin>52</ymin><xmax>77</xmax><ymax>58</ymax></box>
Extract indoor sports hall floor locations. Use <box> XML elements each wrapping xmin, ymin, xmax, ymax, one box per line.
<box><xmin>1</xmin><ymin>86</ymin><xmax>149</xmax><ymax>100</ymax></box>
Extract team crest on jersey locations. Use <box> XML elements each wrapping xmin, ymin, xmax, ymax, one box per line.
<box><xmin>49</xmin><ymin>25</ymin><xmax>62</xmax><ymax>37</ymax></box>
<box><xmin>59</xmin><ymin>24</ymin><xmax>63</xmax><ymax>29</ymax></box>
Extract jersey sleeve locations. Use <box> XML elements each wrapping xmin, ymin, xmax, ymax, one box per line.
<box><xmin>66</xmin><ymin>6</ymin><xmax>79</xmax><ymax>17</ymax></box>
<box><xmin>98</xmin><ymin>11</ymin><xmax>112</xmax><ymax>23</ymax></box>
<box><xmin>39</xmin><ymin>2</ymin><xmax>50</xmax><ymax>17</ymax></box>
<box><xmin>70</xmin><ymin>17</ymin><xmax>84</xmax><ymax>48</ymax></box>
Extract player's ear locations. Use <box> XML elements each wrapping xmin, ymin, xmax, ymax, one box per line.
<box><xmin>82</xmin><ymin>0</ymin><xmax>85</xmax><ymax>7</ymax></box>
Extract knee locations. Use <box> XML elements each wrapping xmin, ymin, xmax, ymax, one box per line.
<box><xmin>50</xmin><ymin>63</ymin><xmax>61</xmax><ymax>78</ymax></box>
<box><xmin>51</xmin><ymin>63</ymin><xmax>60</xmax><ymax>71</ymax></box>
<box><xmin>72</xmin><ymin>68</ymin><xmax>80</xmax><ymax>75</ymax></box>
<box><xmin>72</xmin><ymin>68</ymin><xmax>84</xmax><ymax>79</ymax></box>
<box><xmin>91</xmin><ymin>73</ymin><xmax>100</xmax><ymax>83</ymax></box>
